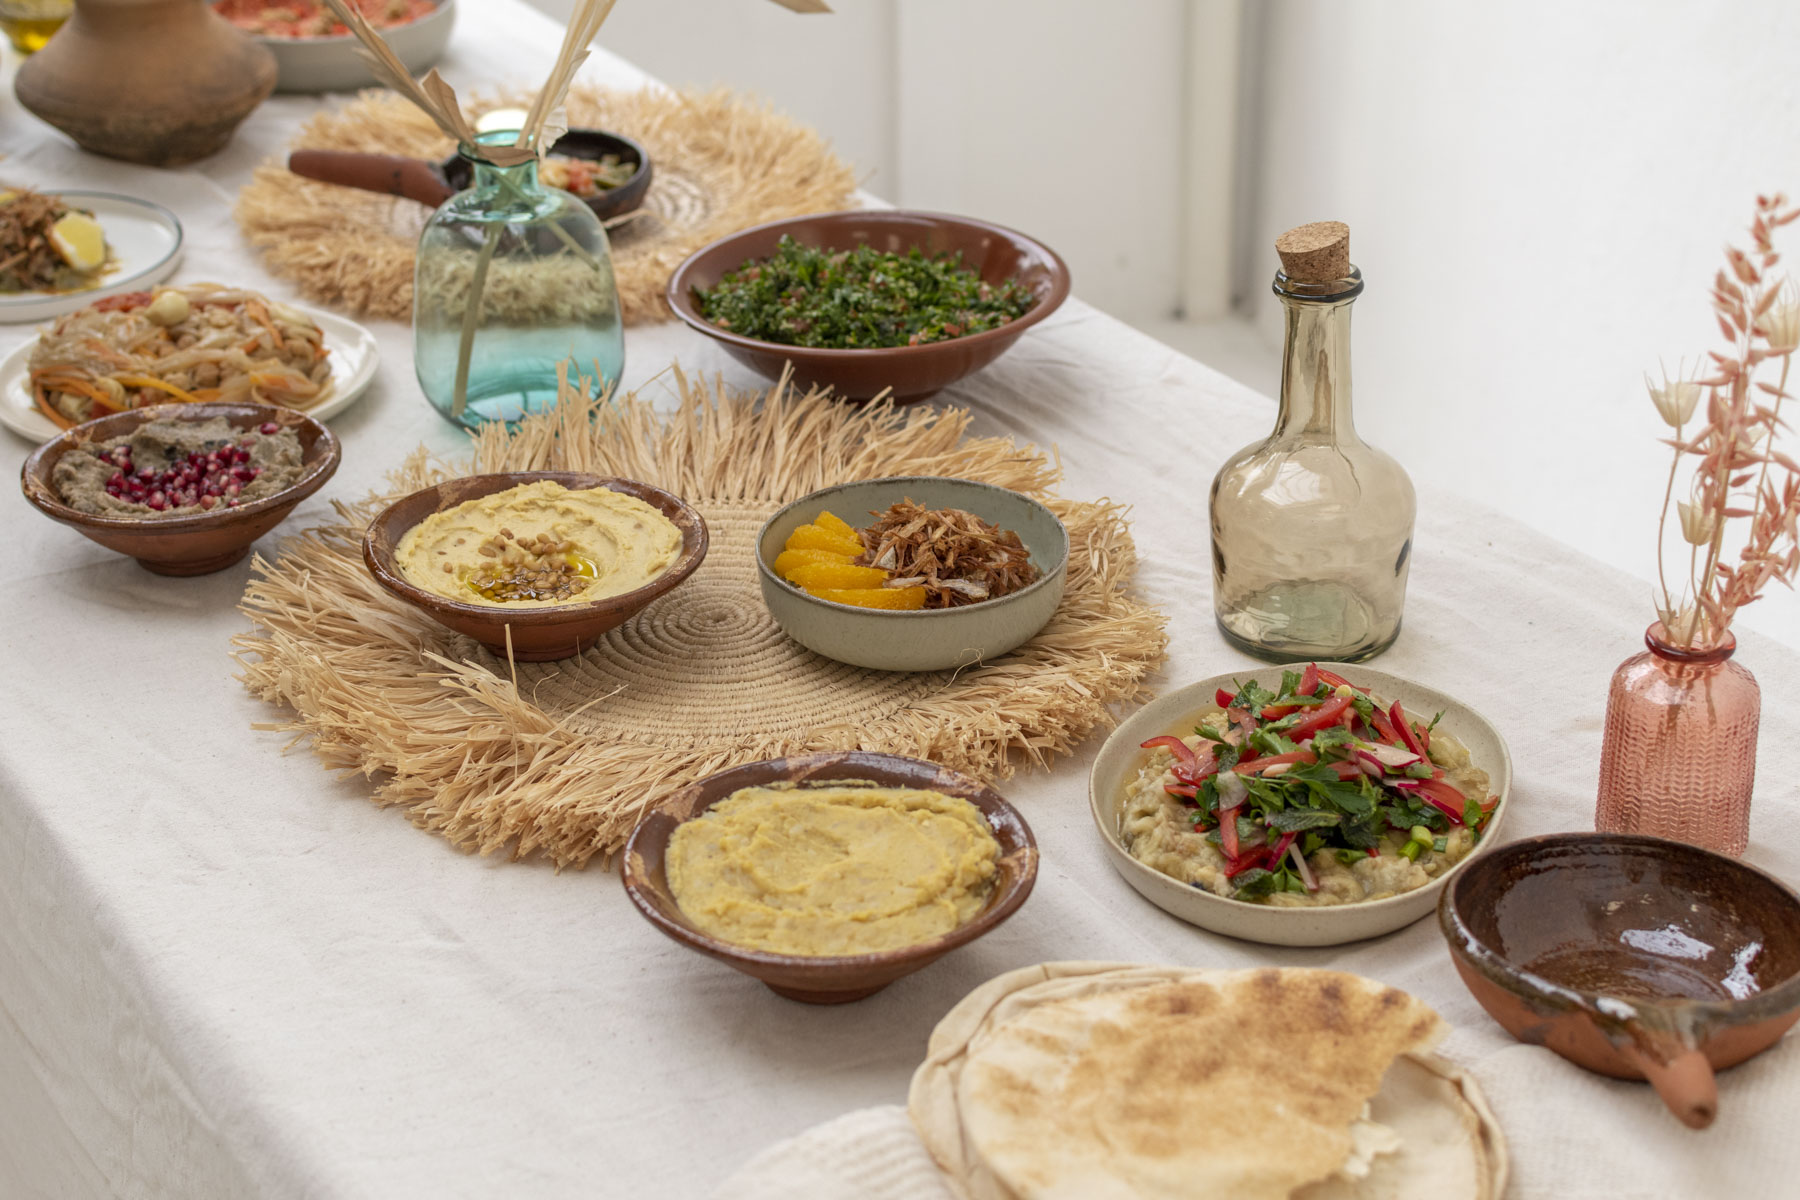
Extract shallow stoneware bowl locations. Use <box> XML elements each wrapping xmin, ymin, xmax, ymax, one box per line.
<box><xmin>362</xmin><ymin>471</ymin><xmax>708</xmax><ymax>662</ymax></box>
<box><xmin>1440</xmin><ymin>833</ymin><xmax>1800</xmax><ymax>1130</ymax></box>
<box><xmin>756</xmin><ymin>477</ymin><xmax>1068</xmax><ymax>672</ymax></box>
<box><xmin>254</xmin><ymin>0</ymin><xmax>456</xmax><ymax>93</ymax></box>
<box><xmin>621</xmin><ymin>751</ymin><xmax>1038</xmax><ymax>1004</ymax></box>
<box><xmin>20</xmin><ymin>402</ymin><xmax>340</xmax><ymax>576</ymax></box>
<box><xmin>666</xmin><ymin>210</ymin><xmax>1070</xmax><ymax>405</ymax></box>
<box><xmin>1088</xmin><ymin>664</ymin><xmax>1512</xmax><ymax>947</ymax></box>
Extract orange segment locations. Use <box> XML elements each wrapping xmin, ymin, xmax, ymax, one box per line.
<box><xmin>773</xmin><ymin>547</ymin><xmax>856</xmax><ymax>579</ymax></box>
<box><xmin>783</xmin><ymin>562</ymin><xmax>890</xmax><ymax>589</ymax></box>
<box><xmin>784</xmin><ymin>523</ymin><xmax>866</xmax><ymax>557</ymax></box>
<box><xmin>813</xmin><ymin>510</ymin><xmax>857</xmax><ymax>537</ymax></box>
<box><xmin>805</xmin><ymin>585</ymin><xmax>928</xmax><ymax>611</ymax></box>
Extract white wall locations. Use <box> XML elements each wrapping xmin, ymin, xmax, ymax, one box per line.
<box><xmin>1245</xmin><ymin>0</ymin><xmax>1800</xmax><ymax>644</ymax></box>
<box><xmin>526</xmin><ymin>0</ymin><xmax>1198</xmax><ymax>324</ymax></box>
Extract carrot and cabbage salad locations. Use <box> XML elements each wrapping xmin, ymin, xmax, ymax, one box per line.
<box><xmin>28</xmin><ymin>284</ymin><xmax>332</xmax><ymax>429</ymax></box>
<box><xmin>1141</xmin><ymin>664</ymin><xmax>1501</xmax><ymax>900</ymax></box>
<box><xmin>214</xmin><ymin>0</ymin><xmax>434</xmax><ymax>38</ymax></box>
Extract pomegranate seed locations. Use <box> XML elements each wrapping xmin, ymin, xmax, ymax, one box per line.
<box><xmin>249</xmin><ymin>467</ymin><xmax>262</xmax><ymax>479</ymax></box>
<box><xmin>200</xmin><ymin>495</ymin><xmax>216</xmax><ymax>510</ymax></box>
<box><xmin>225</xmin><ymin>481</ymin><xmax>241</xmax><ymax>497</ymax></box>
<box><xmin>147</xmin><ymin>492</ymin><xmax>167</xmax><ymax>511</ymax></box>
<box><xmin>205</xmin><ymin>481</ymin><xmax>222</xmax><ymax>497</ymax></box>
<box><xmin>259</xmin><ymin>422</ymin><xmax>280</xmax><ymax>435</ymax></box>
<box><xmin>225</xmin><ymin>498</ymin><xmax>239</xmax><ymax>508</ymax></box>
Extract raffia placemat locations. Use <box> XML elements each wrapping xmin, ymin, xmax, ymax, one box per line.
<box><xmin>233</xmin><ymin>372</ymin><xmax>1167</xmax><ymax>869</ymax></box>
<box><xmin>233</xmin><ymin>85</ymin><xmax>857</xmax><ymax>324</ymax></box>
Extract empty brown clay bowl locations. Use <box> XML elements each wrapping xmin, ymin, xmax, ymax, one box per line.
<box><xmin>1440</xmin><ymin>832</ymin><xmax>1800</xmax><ymax>1129</ymax></box>
<box><xmin>666</xmin><ymin>210</ymin><xmax>1071</xmax><ymax>405</ymax></box>
<box><xmin>20</xmin><ymin>402</ymin><xmax>340</xmax><ymax>576</ymax></box>
<box><xmin>621</xmin><ymin>751</ymin><xmax>1039</xmax><ymax>1004</ymax></box>
<box><xmin>362</xmin><ymin>471</ymin><xmax>708</xmax><ymax>662</ymax></box>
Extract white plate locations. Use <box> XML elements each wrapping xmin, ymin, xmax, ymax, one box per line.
<box><xmin>1087</xmin><ymin>663</ymin><xmax>1514</xmax><ymax>947</ymax></box>
<box><xmin>252</xmin><ymin>0</ymin><xmax>455</xmax><ymax>93</ymax></box>
<box><xmin>0</xmin><ymin>303</ymin><xmax>379</xmax><ymax>444</ymax></box>
<box><xmin>0</xmin><ymin>192</ymin><xmax>184</xmax><ymax>324</ymax></box>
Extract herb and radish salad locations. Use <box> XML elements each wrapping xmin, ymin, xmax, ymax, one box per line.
<box><xmin>1119</xmin><ymin>665</ymin><xmax>1500</xmax><ymax>906</ymax></box>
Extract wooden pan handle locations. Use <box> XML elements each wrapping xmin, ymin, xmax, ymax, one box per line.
<box><xmin>287</xmin><ymin>150</ymin><xmax>453</xmax><ymax>209</ymax></box>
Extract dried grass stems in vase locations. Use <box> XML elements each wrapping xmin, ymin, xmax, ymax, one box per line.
<box><xmin>1596</xmin><ymin>194</ymin><xmax>1800</xmax><ymax>856</ymax></box>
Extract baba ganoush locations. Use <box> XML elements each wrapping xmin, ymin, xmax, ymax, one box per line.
<box><xmin>53</xmin><ymin>416</ymin><xmax>303</xmax><ymax>517</ymax></box>
<box><xmin>1121</xmin><ymin>665</ymin><xmax>1498</xmax><ymax>907</ymax></box>
<box><xmin>666</xmin><ymin>781</ymin><xmax>1001</xmax><ymax>956</ymax></box>
<box><xmin>396</xmin><ymin>479</ymin><xmax>682</xmax><ymax>607</ymax></box>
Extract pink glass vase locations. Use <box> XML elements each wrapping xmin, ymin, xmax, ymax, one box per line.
<box><xmin>1595</xmin><ymin>622</ymin><xmax>1760</xmax><ymax>855</ymax></box>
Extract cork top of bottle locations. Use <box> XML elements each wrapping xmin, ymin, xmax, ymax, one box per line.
<box><xmin>1275</xmin><ymin>221</ymin><xmax>1350</xmax><ymax>282</ymax></box>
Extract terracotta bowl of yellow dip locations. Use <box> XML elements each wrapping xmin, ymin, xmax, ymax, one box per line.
<box><xmin>622</xmin><ymin>751</ymin><xmax>1039</xmax><ymax>1004</ymax></box>
<box><xmin>363</xmin><ymin>471</ymin><xmax>708</xmax><ymax>662</ymax></box>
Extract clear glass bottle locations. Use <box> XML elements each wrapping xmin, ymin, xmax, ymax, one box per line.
<box><xmin>413</xmin><ymin>131</ymin><xmax>624</xmax><ymax>429</ymax></box>
<box><xmin>1210</xmin><ymin>223</ymin><xmax>1416</xmax><ymax>661</ymax></box>
<box><xmin>1596</xmin><ymin>622</ymin><xmax>1760</xmax><ymax>856</ymax></box>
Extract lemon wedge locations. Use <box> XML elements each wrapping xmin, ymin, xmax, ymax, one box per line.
<box><xmin>48</xmin><ymin>212</ymin><xmax>107</xmax><ymax>272</ymax></box>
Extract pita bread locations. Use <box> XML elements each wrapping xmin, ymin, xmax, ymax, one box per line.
<box><xmin>908</xmin><ymin>963</ymin><xmax>1506</xmax><ymax>1200</ymax></box>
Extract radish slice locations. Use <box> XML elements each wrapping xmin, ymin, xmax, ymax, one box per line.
<box><xmin>1355</xmin><ymin>741</ymin><xmax>1423</xmax><ymax>769</ymax></box>
<box><xmin>1289</xmin><ymin>842</ymin><xmax>1318</xmax><ymax>891</ymax></box>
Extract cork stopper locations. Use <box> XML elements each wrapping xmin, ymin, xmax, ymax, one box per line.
<box><xmin>1275</xmin><ymin>221</ymin><xmax>1351</xmax><ymax>282</ymax></box>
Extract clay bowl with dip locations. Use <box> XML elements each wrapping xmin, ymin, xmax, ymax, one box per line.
<box><xmin>287</xmin><ymin>128</ymin><xmax>653</xmax><ymax>222</ymax></box>
<box><xmin>667</xmin><ymin>210</ymin><xmax>1070</xmax><ymax>405</ymax></box>
<box><xmin>622</xmin><ymin>751</ymin><xmax>1039</xmax><ymax>1004</ymax></box>
<box><xmin>20</xmin><ymin>402</ymin><xmax>340</xmax><ymax>576</ymax></box>
<box><xmin>1440</xmin><ymin>832</ymin><xmax>1800</xmax><ymax>1130</ymax></box>
<box><xmin>363</xmin><ymin>471</ymin><xmax>707</xmax><ymax>662</ymax></box>
<box><xmin>757</xmin><ymin>476</ymin><xmax>1069</xmax><ymax>672</ymax></box>
<box><xmin>1088</xmin><ymin>664</ymin><xmax>1512</xmax><ymax>947</ymax></box>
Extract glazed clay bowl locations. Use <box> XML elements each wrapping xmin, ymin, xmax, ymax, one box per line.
<box><xmin>20</xmin><ymin>402</ymin><xmax>340</xmax><ymax>576</ymax></box>
<box><xmin>622</xmin><ymin>751</ymin><xmax>1038</xmax><ymax>1004</ymax></box>
<box><xmin>362</xmin><ymin>471</ymin><xmax>708</xmax><ymax>662</ymax></box>
<box><xmin>1089</xmin><ymin>664</ymin><xmax>1512</xmax><ymax>947</ymax></box>
<box><xmin>1440</xmin><ymin>833</ymin><xmax>1800</xmax><ymax>1129</ymax></box>
<box><xmin>288</xmin><ymin>127</ymin><xmax>653</xmax><ymax>223</ymax></box>
<box><xmin>667</xmin><ymin>210</ymin><xmax>1070</xmax><ymax>405</ymax></box>
<box><xmin>756</xmin><ymin>477</ymin><xmax>1069</xmax><ymax>672</ymax></box>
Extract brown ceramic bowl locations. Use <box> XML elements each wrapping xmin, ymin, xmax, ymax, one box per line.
<box><xmin>1440</xmin><ymin>832</ymin><xmax>1800</xmax><ymax>1129</ymax></box>
<box><xmin>20</xmin><ymin>402</ymin><xmax>340</xmax><ymax>576</ymax></box>
<box><xmin>666</xmin><ymin>210</ymin><xmax>1071</xmax><ymax>405</ymax></box>
<box><xmin>621</xmin><ymin>751</ymin><xmax>1039</xmax><ymax>1004</ymax></box>
<box><xmin>362</xmin><ymin>471</ymin><xmax>708</xmax><ymax>662</ymax></box>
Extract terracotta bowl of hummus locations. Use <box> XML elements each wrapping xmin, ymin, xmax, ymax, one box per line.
<box><xmin>20</xmin><ymin>401</ymin><xmax>340</xmax><ymax>576</ymax></box>
<box><xmin>1441</xmin><ymin>833</ymin><xmax>1800</xmax><ymax>1130</ymax></box>
<box><xmin>363</xmin><ymin>471</ymin><xmax>708</xmax><ymax>662</ymax></box>
<box><xmin>622</xmin><ymin>751</ymin><xmax>1039</xmax><ymax>1004</ymax></box>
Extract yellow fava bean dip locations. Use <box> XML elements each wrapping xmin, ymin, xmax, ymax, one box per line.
<box><xmin>666</xmin><ymin>783</ymin><xmax>1001</xmax><ymax>957</ymax></box>
<box><xmin>395</xmin><ymin>480</ymin><xmax>682</xmax><ymax>607</ymax></box>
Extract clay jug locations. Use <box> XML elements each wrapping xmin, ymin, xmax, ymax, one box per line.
<box><xmin>15</xmin><ymin>0</ymin><xmax>275</xmax><ymax>166</ymax></box>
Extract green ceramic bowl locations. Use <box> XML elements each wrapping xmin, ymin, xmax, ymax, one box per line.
<box><xmin>757</xmin><ymin>477</ymin><xmax>1068</xmax><ymax>672</ymax></box>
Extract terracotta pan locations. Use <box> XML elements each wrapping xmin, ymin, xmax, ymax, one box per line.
<box><xmin>1440</xmin><ymin>832</ymin><xmax>1800</xmax><ymax>1129</ymax></box>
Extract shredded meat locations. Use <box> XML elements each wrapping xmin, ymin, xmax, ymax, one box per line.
<box><xmin>855</xmin><ymin>498</ymin><xmax>1040</xmax><ymax>609</ymax></box>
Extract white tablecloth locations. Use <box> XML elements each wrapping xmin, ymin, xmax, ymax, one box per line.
<box><xmin>1</xmin><ymin>3</ymin><xmax>1796</xmax><ymax>1197</ymax></box>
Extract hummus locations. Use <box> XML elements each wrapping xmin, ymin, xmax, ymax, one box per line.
<box><xmin>396</xmin><ymin>479</ymin><xmax>682</xmax><ymax>608</ymax></box>
<box><xmin>666</xmin><ymin>781</ymin><xmax>1001</xmax><ymax>956</ymax></box>
<box><xmin>1121</xmin><ymin>712</ymin><xmax>1489</xmax><ymax>908</ymax></box>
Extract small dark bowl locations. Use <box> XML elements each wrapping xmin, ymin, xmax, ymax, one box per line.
<box><xmin>1441</xmin><ymin>833</ymin><xmax>1800</xmax><ymax>1129</ymax></box>
<box><xmin>622</xmin><ymin>751</ymin><xmax>1039</xmax><ymax>1004</ymax></box>
<box><xmin>20</xmin><ymin>402</ymin><xmax>341</xmax><ymax>576</ymax></box>
<box><xmin>443</xmin><ymin>129</ymin><xmax>653</xmax><ymax>223</ymax></box>
<box><xmin>667</xmin><ymin>210</ymin><xmax>1071</xmax><ymax>405</ymax></box>
<box><xmin>362</xmin><ymin>471</ymin><xmax>708</xmax><ymax>662</ymax></box>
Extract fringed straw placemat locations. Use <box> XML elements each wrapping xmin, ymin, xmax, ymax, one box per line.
<box><xmin>234</xmin><ymin>86</ymin><xmax>857</xmax><ymax>324</ymax></box>
<box><xmin>234</xmin><ymin>373</ymin><xmax>1167</xmax><ymax>869</ymax></box>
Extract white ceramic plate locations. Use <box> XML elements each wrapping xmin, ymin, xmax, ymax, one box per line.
<box><xmin>0</xmin><ymin>303</ymin><xmax>379</xmax><ymax>445</ymax></box>
<box><xmin>249</xmin><ymin>0</ymin><xmax>456</xmax><ymax>93</ymax></box>
<box><xmin>0</xmin><ymin>192</ymin><xmax>184</xmax><ymax>324</ymax></box>
<box><xmin>1088</xmin><ymin>663</ymin><xmax>1513</xmax><ymax>947</ymax></box>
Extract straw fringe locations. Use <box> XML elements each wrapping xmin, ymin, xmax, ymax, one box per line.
<box><xmin>235</xmin><ymin>373</ymin><xmax>1167</xmax><ymax>869</ymax></box>
<box><xmin>233</xmin><ymin>85</ymin><xmax>857</xmax><ymax>323</ymax></box>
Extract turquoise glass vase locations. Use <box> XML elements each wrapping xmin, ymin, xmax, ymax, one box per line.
<box><xmin>413</xmin><ymin>132</ymin><xmax>624</xmax><ymax>429</ymax></box>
